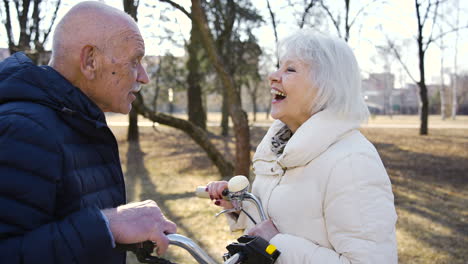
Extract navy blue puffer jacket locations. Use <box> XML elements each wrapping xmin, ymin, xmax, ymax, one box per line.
<box><xmin>0</xmin><ymin>53</ymin><xmax>126</xmax><ymax>264</ymax></box>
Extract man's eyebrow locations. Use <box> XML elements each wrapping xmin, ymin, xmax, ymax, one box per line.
<box><xmin>135</xmin><ymin>49</ymin><xmax>145</xmax><ymax>58</ymax></box>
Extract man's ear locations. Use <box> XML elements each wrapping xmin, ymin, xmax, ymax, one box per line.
<box><xmin>80</xmin><ymin>45</ymin><xmax>98</xmax><ymax>80</ymax></box>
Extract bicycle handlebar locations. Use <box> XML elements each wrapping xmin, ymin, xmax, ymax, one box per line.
<box><xmin>123</xmin><ymin>175</ymin><xmax>274</xmax><ymax>264</ymax></box>
<box><xmin>167</xmin><ymin>234</ymin><xmax>218</xmax><ymax>264</ymax></box>
<box><xmin>195</xmin><ymin>175</ymin><xmax>268</xmax><ymax>222</ymax></box>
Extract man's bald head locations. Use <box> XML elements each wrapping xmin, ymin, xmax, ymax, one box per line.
<box><xmin>49</xmin><ymin>1</ymin><xmax>149</xmax><ymax>114</ymax></box>
<box><xmin>51</xmin><ymin>1</ymin><xmax>137</xmax><ymax>65</ymax></box>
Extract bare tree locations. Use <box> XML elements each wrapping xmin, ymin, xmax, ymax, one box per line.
<box><xmin>320</xmin><ymin>0</ymin><xmax>380</xmax><ymax>42</ymax></box>
<box><xmin>134</xmin><ymin>94</ymin><xmax>234</xmax><ymax>177</ymax></box>
<box><xmin>1</xmin><ymin>0</ymin><xmax>61</xmax><ymax>64</ymax></box>
<box><xmin>451</xmin><ymin>0</ymin><xmax>460</xmax><ymax>119</ymax></box>
<box><xmin>191</xmin><ymin>0</ymin><xmax>251</xmax><ymax>176</ymax></box>
<box><xmin>266</xmin><ymin>0</ymin><xmax>279</xmax><ymax>66</ymax></box>
<box><xmin>387</xmin><ymin>0</ymin><xmax>453</xmax><ymax>135</ymax></box>
<box><xmin>439</xmin><ymin>25</ymin><xmax>447</xmax><ymax>120</ymax></box>
<box><xmin>187</xmin><ymin>22</ymin><xmax>207</xmax><ymax>130</ymax></box>
<box><xmin>265</xmin><ymin>0</ymin><xmax>279</xmax><ymax>120</ymax></box>
<box><xmin>299</xmin><ymin>0</ymin><xmax>319</xmax><ymax>28</ymax></box>
<box><xmin>156</xmin><ymin>0</ymin><xmax>208</xmax><ymax>131</ymax></box>
<box><xmin>127</xmin><ymin>0</ymin><xmax>251</xmax><ymax>177</ymax></box>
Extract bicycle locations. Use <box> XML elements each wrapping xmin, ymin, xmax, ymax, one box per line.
<box><xmin>117</xmin><ymin>176</ymin><xmax>280</xmax><ymax>264</ymax></box>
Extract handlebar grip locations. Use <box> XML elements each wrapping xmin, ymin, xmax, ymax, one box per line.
<box><xmin>195</xmin><ymin>186</ymin><xmax>210</xmax><ymax>198</ymax></box>
<box><xmin>195</xmin><ymin>186</ymin><xmax>230</xmax><ymax>199</ymax></box>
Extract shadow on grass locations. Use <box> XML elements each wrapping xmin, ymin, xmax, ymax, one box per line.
<box><xmin>375</xmin><ymin>142</ymin><xmax>467</xmax><ymax>187</ymax></box>
<box><xmin>125</xmin><ymin>140</ymin><xmax>216</xmax><ymax>263</ymax></box>
<box><xmin>374</xmin><ymin>142</ymin><xmax>468</xmax><ymax>262</ymax></box>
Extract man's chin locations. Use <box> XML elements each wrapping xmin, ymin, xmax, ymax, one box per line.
<box><xmin>122</xmin><ymin>105</ymin><xmax>132</xmax><ymax>115</ymax></box>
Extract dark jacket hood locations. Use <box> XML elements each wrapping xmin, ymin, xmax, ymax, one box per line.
<box><xmin>0</xmin><ymin>52</ymin><xmax>106</xmax><ymax>124</ymax></box>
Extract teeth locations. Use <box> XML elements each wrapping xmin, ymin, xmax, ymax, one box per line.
<box><xmin>271</xmin><ymin>89</ymin><xmax>286</xmax><ymax>97</ymax></box>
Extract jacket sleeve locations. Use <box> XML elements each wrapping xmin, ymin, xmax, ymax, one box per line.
<box><xmin>225</xmin><ymin>200</ymin><xmax>262</xmax><ymax>232</ymax></box>
<box><xmin>269</xmin><ymin>153</ymin><xmax>398</xmax><ymax>264</ymax></box>
<box><xmin>0</xmin><ymin>114</ymin><xmax>116</xmax><ymax>264</ymax></box>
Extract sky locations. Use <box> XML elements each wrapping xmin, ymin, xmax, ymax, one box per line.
<box><xmin>1</xmin><ymin>0</ymin><xmax>467</xmax><ymax>86</ymax></box>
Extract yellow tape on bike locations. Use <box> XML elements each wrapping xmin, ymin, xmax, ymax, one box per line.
<box><xmin>265</xmin><ymin>244</ymin><xmax>277</xmax><ymax>255</ymax></box>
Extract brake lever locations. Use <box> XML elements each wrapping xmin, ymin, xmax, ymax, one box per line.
<box><xmin>116</xmin><ymin>241</ymin><xmax>176</xmax><ymax>264</ymax></box>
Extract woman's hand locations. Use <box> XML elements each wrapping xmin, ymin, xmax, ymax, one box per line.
<box><xmin>247</xmin><ymin>219</ymin><xmax>279</xmax><ymax>242</ymax></box>
<box><xmin>206</xmin><ymin>181</ymin><xmax>233</xmax><ymax>209</ymax></box>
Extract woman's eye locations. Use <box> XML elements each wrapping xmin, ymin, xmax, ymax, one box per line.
<box><xmin>287</xmin><ymin>67</ymin><xmax>296</xmax><ymax>72</ymax></box>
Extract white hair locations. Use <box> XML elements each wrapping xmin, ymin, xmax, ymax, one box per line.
<box><xmin>278</xmin><ymin>29</ymin><xmax>369</xmax><ymax>123</ymax></box>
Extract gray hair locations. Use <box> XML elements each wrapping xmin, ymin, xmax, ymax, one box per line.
<box><xmin>278</xmin><ymin>29</ymin><xmax>369</xmax><ymax>122</ymax></box>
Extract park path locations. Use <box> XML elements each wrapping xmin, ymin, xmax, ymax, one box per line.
<box><xmin>106</xmin><ymin>117</ymin><xmax>468</xmax><ymax>129</ymax></box>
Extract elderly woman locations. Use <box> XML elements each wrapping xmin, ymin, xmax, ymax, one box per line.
<box><xmin>206</xmin><ymin>29</ymin><xmax>398</xmax><ymax>263</ymax></box>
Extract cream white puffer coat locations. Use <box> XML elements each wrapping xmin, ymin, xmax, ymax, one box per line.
<box><xmin>228</xmin><ymin>110</ymin><xmax>398</xmax><ymax>263</ymax></box>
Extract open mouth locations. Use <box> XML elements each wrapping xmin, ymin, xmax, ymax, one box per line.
<box><xmin>271</xmin><ymin>89</ymin><xmax>287</xmax><ymax>101</ymax></box>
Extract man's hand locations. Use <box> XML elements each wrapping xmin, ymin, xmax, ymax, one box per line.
<box><xmin>102</xmin><ymin>200</ymin><xmax>177</xmax><ymax>255</ymax></box>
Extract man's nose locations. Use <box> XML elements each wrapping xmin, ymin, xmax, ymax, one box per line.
<box><xmin>138</xmin><ymin>64</ymin><xmax>150</xmax><ymax>84</ymax></box>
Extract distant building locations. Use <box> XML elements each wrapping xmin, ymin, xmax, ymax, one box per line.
<box><xmin>449</xmin><ymin>74</ymin><xmax>468</xmax><ymax>114</ymax></box>
<box><xmin>362</xmin><ymin>73</ymin><xmax>395</xmax><ymax>114</ymax></box>
<box><xmin>391</xmin><ymin>84</ymin><xmax>419</xmax><ymax>114</ymax></box>
<box><xmin>361</xmin><ymin>72</ymin><xmax>431</xmax><ymax>115</ymax></box>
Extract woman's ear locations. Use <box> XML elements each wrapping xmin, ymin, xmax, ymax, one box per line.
<box><xmin>80</xmin><ymin>45</ymin><xmax>98</xmax><ymax>80</ymax></box>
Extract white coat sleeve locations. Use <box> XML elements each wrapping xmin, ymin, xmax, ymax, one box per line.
<box><xmin>269</xmin><ymin>153</ymin><xmax>398</xmax><ymax>264</ymax></box>
<box><xmin>225</xmin><ymin>201</ymin><xmax>261</xmax><ymax>232</ymax></box>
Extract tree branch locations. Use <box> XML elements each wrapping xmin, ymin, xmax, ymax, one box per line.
<box><xmin>2</xmin><ymin>0</ymin><xmax>15</xmax><ymax>51</ymax></box>
<box><xmin>387</xmin><ymin>38</ymin><xmax>418</xmax><ymax>84</ymax></box>
<box><xmin>426</xmin><ymin>25</ymin><xmax>468</xmax><ymax>49</ymax></box>
<box><xmin>134</xmin><ymin>93</ymin><xmax>234</xmax><ymax>177</ymax></box>
<box><xmin>158</xmin><ymin>0</ymin><xmax>191</xmax><ymax>19</ymax></box>
<box><xmin>31</xmin><ymin>0</ymin><xmax>41</xmax><ymax>48</ymax></box>
<box><xmin>349</xmin><ymin>0</ymin><xmax>381</xmax><ymax>28</ymax></box>
<box><xmin>299</xmin><ymin>0</ymin><xmax>318</xmax><ymax>29</ymax></box>
<box><xmin>42</xmin><ymin>0</ymin><xmax>61</xmax><ymax>44</ymax></box>
<box><xmin>266</xmin><ymin>0</ymin><xmax>279</xmax><ymax>68</ymax></box>
<box><xmin>424</xmin><ymin>0</ymin><xmax>441</xmax><ymax>53</ymax></box>
<box><xmin>320</xmin><ymin>0</ymin><xmax>342</xmax><ymax>38</ymax></box>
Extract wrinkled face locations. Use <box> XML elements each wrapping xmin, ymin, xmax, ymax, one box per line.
<box><xmin>268</xmin><ymin>58</ymin><xmax>316</xmax><ymax>132</ymax></box>
<box><xmin>93</xmin><ymin>26</ymin><xmax>149</xmax><ymax>114</ymax></box>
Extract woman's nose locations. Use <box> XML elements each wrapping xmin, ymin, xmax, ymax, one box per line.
<box><xmin>268</xmin><ymin>70</ymin><xmax>281</xmax><ymax>83</ymax></box>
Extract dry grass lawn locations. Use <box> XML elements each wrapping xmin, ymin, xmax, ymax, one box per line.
<box><xmin>110</xmin><ymin>123</ymin><xmax>468</xmax><ymax>264</ymax></box>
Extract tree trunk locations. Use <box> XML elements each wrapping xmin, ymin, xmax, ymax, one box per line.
<box><xmin>127</xmin><ymin>107</ymin><xmax>139</xmax><ymax>141</ymax></box>
<box><xmin>452</xmin><ymin>76</ymin><xmax>458</xmax><ymax>119</ymax></box>
<box><xmin>221</xmin><ymin>86</ymin><xmax>229</xmax><ymax>136</ymax></box>
<box><xmin>440</xmin><ymin>47</ymin><xmax>446</xmax><ymax>120</ymax></box>
<box><xmin>452</xmin><ymin>0</ymin><xmax>460</xmax><ymax>120</ymax></box>
<box><xmin>191</xmin><ymin>0</ymin><xmax>251</xmax><ymax>177</ymax></box>
<box><xmin>134</xmin><ymin>96</ymin><xmax>234</xmax><ymax>177</ymax></box>
<box><xmin>416</xmin><ymin>0</ymin><xmax>429</xmax><ymax>135</ymax></box>
<box><xmin>187</xmin><ymin>23</ymin><xmax>207</xmax><ymax>130</ymax></box>
<box><xmin>417</xmin><ymin>45</ymin><xmax>429</xmax><ymax>135</ymax></box>
<box><xmin>123</xmin><ymin>0</ymin><xmax>141</xmax><ymax>142</ymax></box>
<box><xmin>252</xmin><ymin>92</ymin><xmax>258</xmax><ymax>122</ymax></box>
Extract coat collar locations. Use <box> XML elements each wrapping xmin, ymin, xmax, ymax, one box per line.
<box><xmin>0</xmin><ymin>52</ymin><xmax>107</xmax><ymax>126</ymax></box>
<box><xmin>253</xmin><ymin>110</ymin><xmax>360</xmax><ymax>169</ymax></box>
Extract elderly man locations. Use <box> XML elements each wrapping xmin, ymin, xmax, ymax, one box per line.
<box><xmin>0</xmin><ymin>1</ymin><xmax>176</xmax><ymax>263</ymax></box>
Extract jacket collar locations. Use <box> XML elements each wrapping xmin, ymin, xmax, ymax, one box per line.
<box><xmin>253</xmin><ymin>110</ymin><xmax>360</xmax><ymax>169</ymax></box>
<box><xmin>0</xmin><ymin>52</ymin><xmax>107</xmax><ymax>126</ymax></box>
